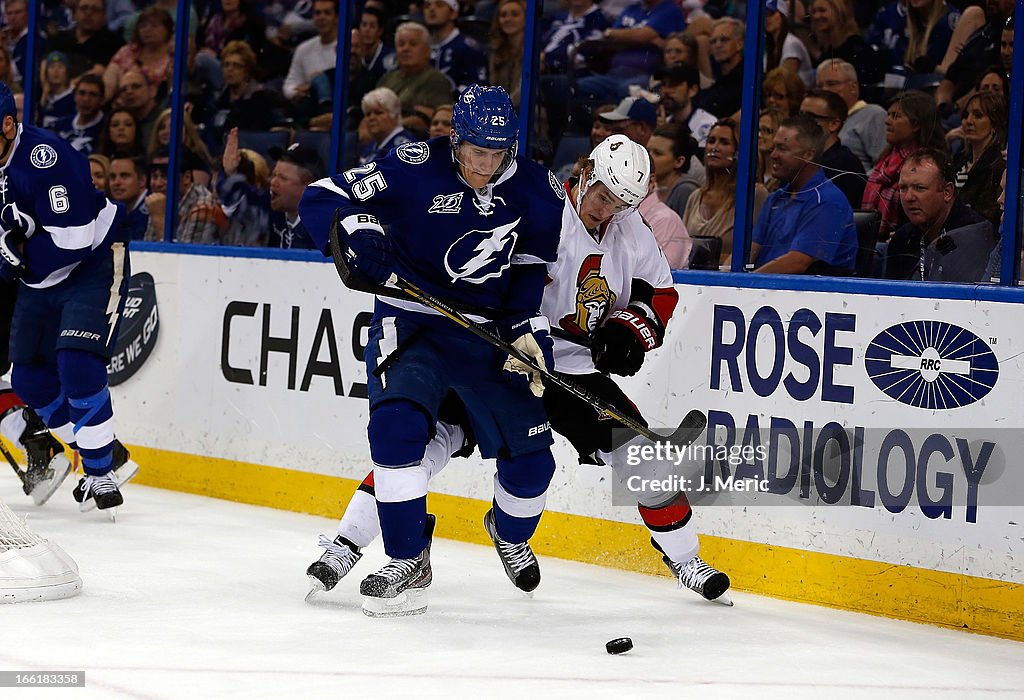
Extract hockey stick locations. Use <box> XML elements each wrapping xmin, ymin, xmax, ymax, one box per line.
<box><xmin>328</xmin><ymin>221</ymin><xmax>706</xmax><ymax>446</ymax></box>
<box><xmin>0</xmin><ymin>438</ymin><xmax>26</xmax><ymax>486</ymax></box>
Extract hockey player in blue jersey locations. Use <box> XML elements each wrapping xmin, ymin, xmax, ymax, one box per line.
<box><xmin>0</xmin><ymin>80</ymin><xmax>138</xmax><ymax>515</ymax></box>
<box><xmin>299</xmin><ymin>84</ymin><xmax>565</xmax><ymax>616</ymax></box>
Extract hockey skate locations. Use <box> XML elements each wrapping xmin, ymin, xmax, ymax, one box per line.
<box><xmin>662</xmin><ymin>552</ymin><xmax>733</xmax><ymax>606</ymax></box>
<box><xmin>72</xmin><ymin>439</ymin><xmax>139</xmax><ymax>514</ymax></box>
<box><xmin>359</xmin><ymin>514</ymin><xmax>435</xmax><ymax>618</ymax></box>
<box><xmin>483</xmin><ymin>508</ymin><xmax>540</xmax><ymax>593</ymax></box>
<box><xmin>71</xmin><ymin>472</ymin><xmax>123</xmax><ymax>517</ymax></box>
<box><xmin>305</xmin><ymin>534</ymin><xmax>363</xmax><ymax>601</ymax></box>
<box><xmin>19</xmin><ymin>411</ymin><xmax>71</xmax><ymax>506</ymax></box>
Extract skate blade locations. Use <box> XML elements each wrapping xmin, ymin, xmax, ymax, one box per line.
<box><xmin>114</xmin><ymin>459</ymin><xmax>140</xmax><ymax>486</ymax></box>
<box><xmin>361</xmin><ymin>588</ymin><xmax>428</xmax><ymax>618</ymax></box>
<box><xmin>709</xmin><ymin>590</ymin><xmax>734</xmax><ymax>607</ymax></box>
<box><xmin>305</xmin><ymin>577</ymin><xmax>327</xmax><ymax>602</ymax></box>
<box><xmin>29</xmin><ymin>454</ymin><xmax>72</xmax><ymax>506</ymax></box>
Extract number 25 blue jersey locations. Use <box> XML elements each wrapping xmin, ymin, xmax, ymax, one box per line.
<box><xmin>299</xmin><ymin>137</ymin><xmax>566</xmax><ymax>319</ymax></box>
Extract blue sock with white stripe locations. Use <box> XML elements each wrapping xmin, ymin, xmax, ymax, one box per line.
<box><xmin>58</xmin><ymin>350</ymin><xmax>116</xmax><ymax>476</ymax></box>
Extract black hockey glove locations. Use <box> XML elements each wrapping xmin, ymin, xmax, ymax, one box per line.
<box><xmin>591</xmin><ymin>308</ymin><xmax>659</xmax><ymax>376</ymax></box>
<box><xmin>342</xmin><ymin>214</ymin><xmax>392</xmax><ymax>285</ymax></box>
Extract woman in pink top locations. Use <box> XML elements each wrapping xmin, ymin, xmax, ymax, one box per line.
<box><xmin>103</xmin><ymin>6</ymin><xmax>173</xmax><ymax>102</ymax></box>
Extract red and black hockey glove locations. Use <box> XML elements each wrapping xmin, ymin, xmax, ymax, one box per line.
<box><xmin>590</xmin><ymin>307</ymin><xmax>661</xmax><ymax>377</ymax></box>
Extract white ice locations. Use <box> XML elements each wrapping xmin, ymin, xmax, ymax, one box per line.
<box><xmin>1</xmin><ymin>478</ymin><xmax>1022</xmax><ymax>700</ymax></box>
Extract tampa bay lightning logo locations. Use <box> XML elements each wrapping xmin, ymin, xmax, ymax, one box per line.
<box><xmin>864</xmin><ymin>320</ymin><xmax>998</xmax><ymax>409</ymax></box>
<box><xmin>396</xmin><ymin>142</ymin><xmax>429</xmax><ymax>165</ymax></box>
<box><xmin>444</xmin><ymin>218</ymin><xmax>519</xmax><ymax>284</ymax></box>
<box><xmin>29</xmin><ymin>144</ymin><xmax>58</xmax><ymax>169</ymax></box>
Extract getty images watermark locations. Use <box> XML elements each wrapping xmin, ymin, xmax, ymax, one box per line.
<box><xmin>622</xmin><ymin>441</ymin><xmax>770</xmax><ymax>495</ymax></box>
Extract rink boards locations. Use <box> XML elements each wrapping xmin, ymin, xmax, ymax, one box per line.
<box><xmin>113</xmin><ymin>248</ymin><xmax>1024</xmax><ymax>640</ymax></box>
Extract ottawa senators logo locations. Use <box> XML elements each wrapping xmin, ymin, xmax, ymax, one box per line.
<box><xmin>559</xmin><ymin>254</ymin><xmax>616</xmax><ymax>335</ymax></box>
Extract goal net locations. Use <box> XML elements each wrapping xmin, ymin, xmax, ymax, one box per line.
<box><xmin>0</xmin><ymin>497</ymin><xmax>81</xmax><ymax>603</ymax></box>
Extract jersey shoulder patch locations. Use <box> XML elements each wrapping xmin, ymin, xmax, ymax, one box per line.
<box><xmin>549</xmin><ymin>171</ymin><xmax>566</xmax><ymax>200</ymax></box>
<box><xmin>396</xmin><ymin>141</ymin><xmax>429</xmax><ymax>165</ymax></box>
<box><xmin>29</xmin><ymin>144</ymin><xmax>58</xmax><ymax>169</ymax></box>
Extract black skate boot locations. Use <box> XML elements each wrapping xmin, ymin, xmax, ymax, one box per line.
<box><xmin>661</xmin><ymin>551</ymin><xmax>732</xmax><ymax>606</ymax></box>
<box><xmin>360</xmin><ymin>514</ymin><xmax>435</xmax><ymax>617</ymax></box>
<box><xmin>305</xmin><ymin>534</ymin><xmax>363</xmax><ymax>600</ymax></box>
<box><xmin>72</xmin><ymin>472</ymin><xmax>123</xmax><ymax>513</ymax></box>
<box><xmin>19</xmin><ymin>408</ymin><xmax>71</xmax><ymax>506</ymax></box>
<box><xmin>483</xmin><ymin>508</ymin><xmax>540</xmax><ymax>593</ymax></box>
<box><xmin>73</xmin><ymin>439</ymin><xmax>138</xmax><ymax>512</ymax></box>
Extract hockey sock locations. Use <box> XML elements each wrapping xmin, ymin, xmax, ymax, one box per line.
<box><xmin>492</xmin><ymin>449</ymin><xmax>556</xmax><ymax>544</ymax></box>
<box><xmin>641</xmin><ymin>492</ymin><xmax>700</xmax><ymax>564</ymax></box>
<box><xmin>0</xmin><ymin>384</ymin><xmax>26</xmax><ymax>445</ymax></box>
<box><xmin>338</xmin><ymin>473</ymin><xmax>380</xmax><ymax>549</ymax></box>
<box><xmin>375</xmin><ymin>492</ymin><xmax>428</xmax><ymax>559</ymax></box>
<box><xmin>58</xmin><ymin>350</ymin><xmax>115</xmax><ymax>475</ymax></box>
<box><xmin>338</xmin><ymin>422</ymin><xmax>464</xmax><ymax>549</ymax></box>
<box><xmin>367</xmin><ymin>400</ymin><xmax>434</xmax><ymax>559</ymax></box>
<box><xmin>11</xmin><ymin>362</ymin><xmax>76</xmax><ymax>446</ymax></box>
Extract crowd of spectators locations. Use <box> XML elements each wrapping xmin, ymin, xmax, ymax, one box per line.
<box><xmin>536</xmin><ymin>0</ymin><xmax>1015</xmax><ymax>280</ymax></box>
<box><xmin>1</xmin><ymin>0</ymin><xmax>1016</xmax><ymax>280</ymax></box>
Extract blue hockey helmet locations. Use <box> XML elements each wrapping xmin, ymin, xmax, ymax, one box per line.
<box><xmin>0</xmin><ymin>81</ymin><xmax>15</xmax><ymax>122</ymax></box>
<box><xmin>451</xmin><ymin>84</ymin><xmax>518</xmax><ymax>177</ymax></box>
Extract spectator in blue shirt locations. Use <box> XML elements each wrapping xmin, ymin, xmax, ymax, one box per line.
<box><xmin>426</xmin><ymin>0</ymin><xmax>487</xmax><ymax>94</ymax></box>
<box><xmin>575</xmin><ymin>0</ymin><xmax>684</xmax><ymax>103</ymax></box>
<box><xmin>52</xmin><ymin>74</ymin><xmax>106</xmax><ymax>154</ymax></box>
<box><xmin>750</xmin><ymin>114</ymin><xmax>857</xmax><ymax>275</ymax></box>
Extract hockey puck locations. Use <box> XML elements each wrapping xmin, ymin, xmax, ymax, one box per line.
<box><xmin>605</xmin><ymin>637</ymin><xmax>633</xmax><ymax>655</ymax></box>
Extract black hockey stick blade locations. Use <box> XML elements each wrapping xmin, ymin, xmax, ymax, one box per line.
<box><xmin>668</xmin><ymin>409</ymin><xmax>708</xmax><ymax>448</ymax></box>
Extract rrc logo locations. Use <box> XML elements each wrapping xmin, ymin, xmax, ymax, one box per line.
<box><xmin>864</xmin><ymin>320</ymin><xmax>998</xmax><ymax>409</ymax></box>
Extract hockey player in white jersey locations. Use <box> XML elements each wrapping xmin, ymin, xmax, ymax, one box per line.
<box><xmin>307</xmin><ymin>134</ymin><xmax>731</xmax><ymax>605</ymax></box>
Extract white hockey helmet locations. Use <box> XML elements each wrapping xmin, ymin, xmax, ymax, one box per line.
<box><xmin>584</xmin><ymin>134</ymin><xmax>651</xmax><ymax>208</ymax></box>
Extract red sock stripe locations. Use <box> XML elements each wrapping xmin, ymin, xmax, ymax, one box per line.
<box><xmin>0</xmin><ymin>389</ymin><xmax>24</xmax><ymax>416</ymax></box>
<box><xmin>357</xmin><ymin>470</ymin><xmax>375</xmax><ymax>495</ymax></box>
<box><xmin>638</xmin><ymin>492</ymin><xmax>692</xmax><ymax>532</ymax></box>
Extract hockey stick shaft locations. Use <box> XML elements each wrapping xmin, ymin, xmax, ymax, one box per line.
<box><xmin>0</xmin><ymin>438</ymin><xmax>26</xmax><ymax>485</ymax></box>
<box><xmin>389</xmin><ymin>274</ymin><xmax>671</xmax><ymax>442</ymax></box>
<box><xmin>328</xmin><ymin>218</ymin><xmax>704</xmax><ymax>444</ymax></box>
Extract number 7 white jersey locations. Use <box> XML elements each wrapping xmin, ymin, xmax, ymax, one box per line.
<box><xmin>544</xmin><ymin>185</ymin><xmax>678</xmax><ymax>375</ymax></box>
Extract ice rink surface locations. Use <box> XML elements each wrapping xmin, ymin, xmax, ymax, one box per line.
<box><xmin>1</xmin><ymin>478</ymin><xmax>1022</xmax><ymax>700</ymax></box>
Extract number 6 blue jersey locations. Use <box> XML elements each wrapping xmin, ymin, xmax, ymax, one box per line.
<box><xmin>299</xmin><ymin>137</ymin><xmax>565</xmax><ymax>319</ymax></box>
<box><xmin>0</xmin><ymin>124</ymin><xmax>124</xmax><ymax>289</ymax></box>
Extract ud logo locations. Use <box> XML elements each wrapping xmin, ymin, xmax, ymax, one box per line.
<box><xmin>428</xmin><ymin>192</ymin><xmax>463</xmax><ymax>214</ymax></box>
<box><xmin>559</xmin><ymin>254</ymin><xmax>616</xmax><ymax>335</ymax></box>
<box><xmin>29</xmin><ymin>144</ymin><xmax>58</xmax><ymax>169</ymax></box>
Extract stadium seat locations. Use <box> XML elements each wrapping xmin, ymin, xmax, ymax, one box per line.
<box><xmin>551</xmin><ymin>134</ymin><xmax>590</xmax><ymax>173</ymax></box>
<box><xmin>237</xmin><ymin>130</ymin><xmax>289</xmax><ymax>162</ymax></box>
<box><xmin>293</xmin><ymin>130</ymin><xmax>332</xmax><ymax>163</ymax></box>
<box><xmin>688</xmin><ymin>236</ymin><xmax>724</xmax><ymax>271</ymax></box>
<box><xmin>853</xmin><ymin>209</ymin><xmax>882</xmax><ymax>278</ymax></box>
